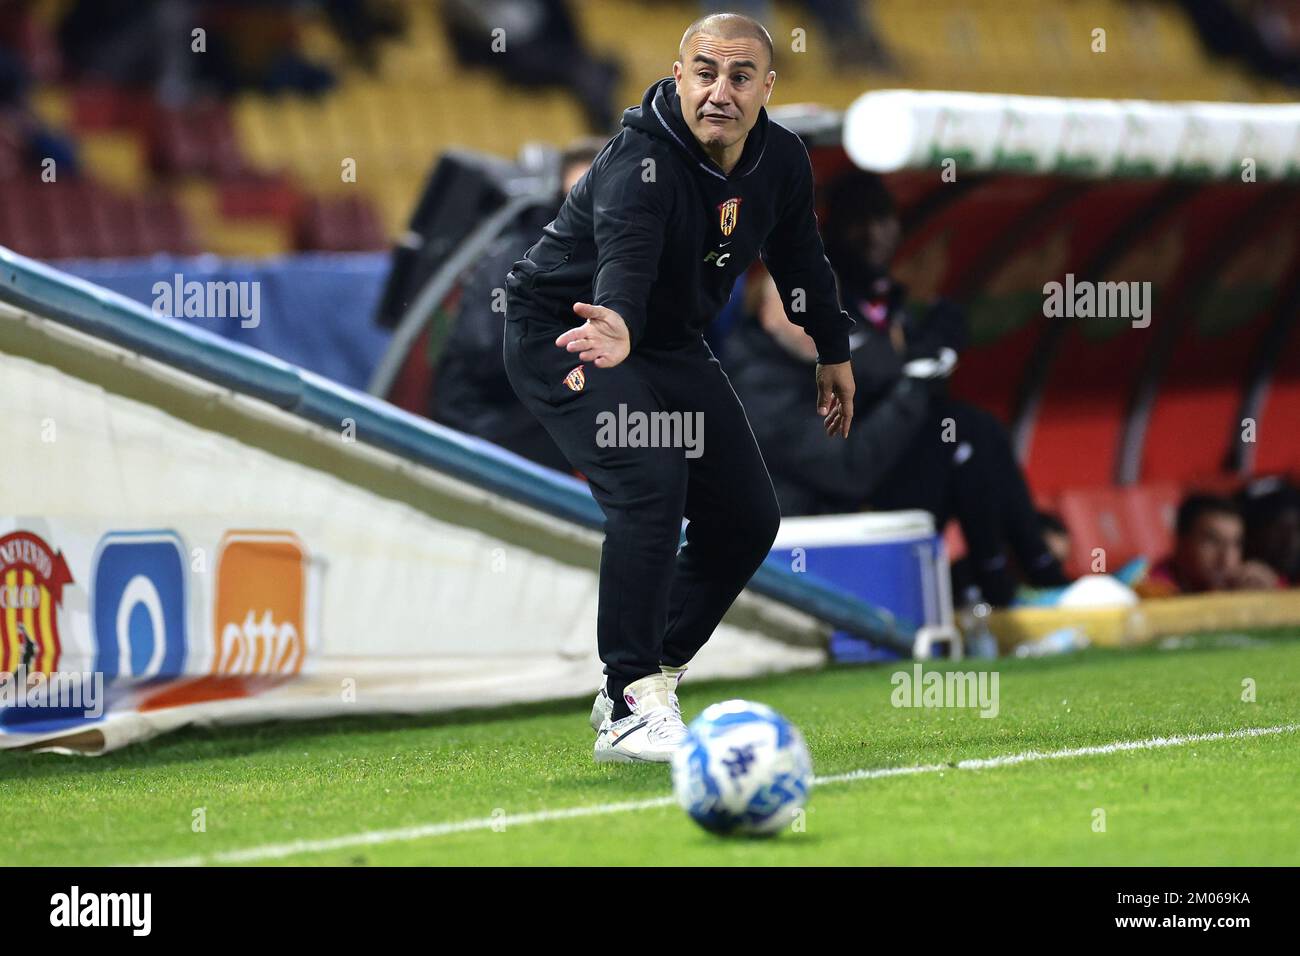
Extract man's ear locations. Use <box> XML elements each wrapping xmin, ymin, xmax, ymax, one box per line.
<box><xmin>764</xmin><ymin>70</ymin><xmax>777</xmax><ymax>104</ymax></box>
<box><xmin>672</xmin><ymin>60</ymin><xmax>683</xmax><ymax>84</ymax></box>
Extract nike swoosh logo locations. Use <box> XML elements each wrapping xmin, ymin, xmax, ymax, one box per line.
<box><xmin>609</xmin><ymin>720</ymin><xmax>648</xmax><ymax>742</ymax></box>
<box><xmin>720</xmin><ymin>241</ymin><xmax>732</xmax><ymax>247</ymax></box>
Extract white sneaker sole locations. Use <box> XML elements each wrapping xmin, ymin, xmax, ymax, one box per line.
<box><xmin>593</xmin><ymin>745</ymin><xmax>670</xmax><ymax>764</ymax></box>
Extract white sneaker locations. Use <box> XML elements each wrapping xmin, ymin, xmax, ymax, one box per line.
<box><xmin>593</xmin><ymin>673</ymin><xmax>688</xmax><ymax>763</ymax></box>
<box><xmin>589</xmin><ymin>665</ymin><xmax>686</xmax><ymax>732</ymax></box>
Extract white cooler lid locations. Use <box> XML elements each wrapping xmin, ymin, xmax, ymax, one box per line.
<box><xmin>771</xmin><ymin>510</ymin><xmax>936</xmax><ymax>548</ymax></box>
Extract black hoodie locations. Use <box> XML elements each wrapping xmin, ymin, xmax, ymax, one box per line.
<box><xmin>505</xmin><ymin>78</ymin><xmax>854</xmax><ymax>364</ymax></box>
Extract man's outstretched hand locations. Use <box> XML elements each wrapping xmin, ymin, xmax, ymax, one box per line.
<box><xmin>557</xmin><ymin>303</ymin><xmax>631</xmax><ymax>368</ymax></box>
<box><xmin>816</xmin><ymin>361</ymin><xmax>855</xmax><ymax>438</ymax></box>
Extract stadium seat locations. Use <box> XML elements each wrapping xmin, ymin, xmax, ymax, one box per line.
<box><xmin>1057</xmin><ymin>486</ymin><xmax>1141</xmax><ymax>575</ymax></box>
<box><xmin>294</xmin><ymin>195</ymin><xmax>388</xmax><ymax>252</ymax></box>
<box><xmin>1137</xmin><ymin>184</ymin><xmax>1296</xmax><ymax>485</ymax></box>
<box><xmin>1253</xmin><ymin>314</ymin><xmax>1300</xmax><ymax>476</ymax></box>
<box><xmin>892</xmin><ymin>176</ymin><xmax>1068</xmax><ymax>425</ymax></box>
<box><xmin>1122</xmin><ymin>482</ymin><xmax>1181</xmax><ymax>563</ymax></box>
<box><xmin>71</xmin><ymin>85</ymin><xmax>148</xmax><ymax>132</ymax></box>
<box><xmin>217</xmin><ymin>172</ymin><xmax>303</xmax><ymax>223</ymax></box>
<box><xmin>144</xmin><ymin>101</ymin><xmax>245</xmax><ymax>179</ymax></box>
<box><xmin>1018</xmin><ymin>181</ymin><xmax>1255</xmax><ymax>494</ymax></box>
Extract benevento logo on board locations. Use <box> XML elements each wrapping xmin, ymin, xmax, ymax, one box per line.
<box><xmin>212</xmin><ymin>532</ymin><xmax>308</xmax><ymax>676</ymax></box>
<box><xmin>0</xmin><ymin>531</ymin><xmax>74</xmax><ymax>674</ymax></box>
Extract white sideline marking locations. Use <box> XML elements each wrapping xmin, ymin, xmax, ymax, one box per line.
<box><xmin>134</xmin><ymin>723</ymin><xmax>1298</xmax><ymax>866</ymax></box>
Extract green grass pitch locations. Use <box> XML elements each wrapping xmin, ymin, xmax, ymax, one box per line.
<box><xmin>5</xmin><ymin>629</ymin><xmax>1298</xmax><ymax>866</ymax></box>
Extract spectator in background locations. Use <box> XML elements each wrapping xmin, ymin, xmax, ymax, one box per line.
<box><xmin>441</xmin><ymin>0</ymin><xmax>622</xmax><ymax>132</ymax></box>
<box><xmin>1138</xmin><ymin>494</ymin><xmax>1281</xmax><ymax>597</ymax></box>
<box><xmin>431</xmin><ymin>137</ymin><xmax>605</xmax><ymax>472</ymax></box>
<box><xmin>1241</xmin><ymin>478</ymin><xmax>1300</xmax><ymax>586</ymax></box>
<box><xmin>56</xmin><ymin>0</ymin><xmax>402</xmax><ymax>103</ymax></box>
<box><xmin>1180</xmin><ymin>0</ymin><xmax>1300</xmax><ymax>86</ymax></box>
<box><xmin>726</xmin><ymin>169</ymin><xmax>1068</xmax><ymax>606</ymax></box>
<box><xmin>0</xmin><ymin>2</ymin><xmax>78</xmax><ymax>179</ymax></box>
<box><xmin>316</xmin><ymin>0</ymin><xmax>405</xmax><ymax>71</ymax></box>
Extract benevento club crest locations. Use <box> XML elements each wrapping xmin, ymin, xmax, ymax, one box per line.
<box><xmin>718</xmin><ymin>196</ymin><xmax>742</xmax><ymax>237</ymax></box>
<box><xmin>0</xmin><ymin>531</ymin><xmax>74</xmax><ymax>674</ymax></box>
<box><xmin>563</xmin><ymin>365</ymin><xmax>586</xmax><ymax>392</ymax></box>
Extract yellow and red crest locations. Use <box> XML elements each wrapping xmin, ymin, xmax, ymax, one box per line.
<box><xmin>0</xmin><ymin>531</ymin><xmax>73</xmax><ymax>674</ymax></box>
<box><xmin>718</xmin><ymin>196</ymin><xmax>742</xmax><ymax>237</ymax></box>
<box><xmin>563</xmin><ymin>365</ymin><xmax>586</xmax><ymax>392</ymax></box>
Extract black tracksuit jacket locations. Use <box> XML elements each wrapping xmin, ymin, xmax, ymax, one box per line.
<box><xmin>505</xmin><ymin>77</ymin><xmax>854</xmax><ymax>364</ymax></box>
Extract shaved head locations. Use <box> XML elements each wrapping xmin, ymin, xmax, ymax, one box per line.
<box><xmin>679</xmin><ymin>12</ymin><xmax>774</xmax><ymax>71</ymax></box>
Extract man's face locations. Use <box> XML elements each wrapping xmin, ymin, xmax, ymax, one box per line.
<box><xmin>672</xmin><ymin>33</ymin><xmax>775</xmax><ymax>153</ymax></box>
<box><xmin>1175</xmin><ymin>511</ymin><xmax>1244</xmax><ymax>591</ymax></box>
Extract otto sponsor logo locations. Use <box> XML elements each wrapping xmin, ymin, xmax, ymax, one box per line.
<box><xmin>0</xmin><ymin>668</ymin><xmax>104</xmax><ymax>719</ymax></box>
<box><xmin>0</xmin><ymin>531</ymin><xmax>74</xmax><ymax>674</ymax></box>
<box><xmin>890</xmin><ymin>663</ymin><xmax>1000</xmax><ymax>718</ymax></box>
<box><xmin>152</xmin><ymin>272</ymin><xmax>261</xmax><ymax>328</ymax></box>
<box><xmin>1042</xmin><ymin>273</ymin><xmax>1152</xmax><ymax>328</ymax></box>
<box><xmin>49</xmin><ymin>886</ymin><xmax>151</xmax><ymax>936</ymax></box>
<box><xmin>595</xmin><ymin>403</ymin><xmax>704</xmax><ymax>459</ymax></box>
<box><xmin>212</xmin><ymin>532</ymin><xmax>307</xmax><ymax>675</ymax></box>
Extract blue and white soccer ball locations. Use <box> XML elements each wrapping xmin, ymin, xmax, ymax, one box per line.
<box><xmin>671</xmin><ymin>699</ymin><xmax>813</xmax><ymax>837</ymax></box>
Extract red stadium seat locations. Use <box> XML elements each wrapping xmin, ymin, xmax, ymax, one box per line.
<box><xmin>144</xmin><ymin>101</ymin><xmax>245</xmax><ymax>178</ymax></box>
<box><xmin>1022</xmin><ymin>183</ymin><xmax>1253</xmax><ymax>495</ymax></box>
<box><xmin>1138</xmin><ymin>185</ymin><xmax>1300</xmax><ymax>484</ymax></box>
<box><xmin>218</xmin><ymin>173</ymin><xmax>303</xmax><ymax>223</ymax></box>
<box><xmin>0</xmin><ymin>179</ymin><xmax>197</xmax><ymax>259</ymax></box>
<box><xmin>294</xmin><ymin>195</ymin><xmax>388</xmax><ymax>252</ymax></box>
<box><xmin>1057</xmin><ymin>486</ymin><xmax>1140</xmax><ymax>576</ymax></box>
<box><xmin>1253</xmin><ymin>320</ymin><xmax>1300</xmax><ymax>476</ymax></box>
<box><xmin>1122</xmin><ymin>482</ymin><xmax>1181</xmax><ymax>563</ymax></box>
<box><xmin>71</xmin><ymin>85</ymin><xmax>149</xmax><ymax>132</ymax></box>
<box><xmin>903</xmin><ymin>175</ymin><xmax>1071</xmax><ymax>424</ymax></box>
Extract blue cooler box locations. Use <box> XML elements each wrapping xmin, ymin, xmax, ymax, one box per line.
<box><xmin>770</xmin><ymin>511</ymin><xmax>954</xmax><ymax>662</ymax></box>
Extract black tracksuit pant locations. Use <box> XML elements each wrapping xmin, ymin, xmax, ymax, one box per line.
<box><xmin>503</xmin><ymin>304</ymin><xmax>781</xmax><ymax>719</ymax></box>
<box><xmin>868</xmin><ymin>398</ymin><xmax>1068</xmax><ymax>604</ymax></box>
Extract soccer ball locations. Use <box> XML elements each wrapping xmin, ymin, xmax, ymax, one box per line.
<box><xmin>670</xmin><ymin>699</ymin><xmax>813</xmax><ymax>836</ymax></box>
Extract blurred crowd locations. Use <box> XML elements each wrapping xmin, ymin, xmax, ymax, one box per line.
<box><xmin>441</xmin><ymin>0</ymin><xmax>893</xmax><ymax>132</ymax></box>
<box><xmin>47</xmin><ymin>0</ymin><xmax>402</xmax><ymax>101</ymax></box>
<box><xmin>0</xmin><ymin>0</ymin><xmax>404</xmax><ymax>180</ymax></box>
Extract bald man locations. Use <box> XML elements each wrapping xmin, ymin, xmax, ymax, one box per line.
<box><xmin>503</xmin><ymin>13</ymin><xmax>855</xmax><ymax>763</ymax></box>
